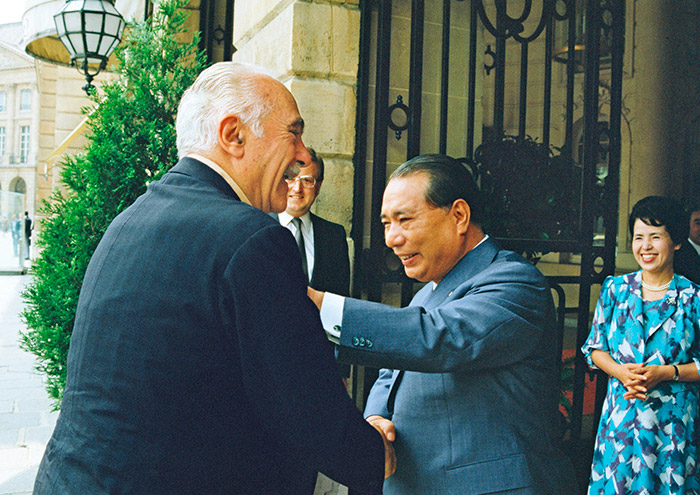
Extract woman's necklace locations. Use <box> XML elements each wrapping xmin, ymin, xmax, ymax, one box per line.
<box><xmin>641</xmin><ymin>277</ymin><xmax>672</xmax><ymax>291</ymax></box>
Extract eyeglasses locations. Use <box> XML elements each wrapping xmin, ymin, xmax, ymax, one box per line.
<box><xmin>285</xmin><ymin>175</ymin><xmax>317</xmax><ymax>188</ymax></box>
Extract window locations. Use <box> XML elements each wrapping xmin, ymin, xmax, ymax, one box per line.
<box><xmin>20</xmin><ymin>89</ymin><xmax>31</xmax><ymax>111</ymax></box>
<box><xmin>0</xmin><ymin>127</ymin><xmax>5</xmax><ymax>158</ymax></box>
<box><xmin>0</xmin><ymin>92</ymin><xmax>6</xmax><ymax>112</ymax></box>
<box><xmin>19</xmin><ymin>126</ymin><xmax>30</xmax><ymax>163</ymax></box>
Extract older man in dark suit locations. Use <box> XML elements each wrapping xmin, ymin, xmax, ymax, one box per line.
<box><xmin>33</xmin><ymin>62</ymin><xmax>392</xmax><ymax>495</ymax></box>
<box><xmin>310</xmin><ymin>155</ymin><xmax>575</xmax><ymax>494</ymax></box>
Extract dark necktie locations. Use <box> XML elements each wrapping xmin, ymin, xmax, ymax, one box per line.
<box><xmin>292</xmin><ymin>217</ymin><xmax>308</xmax><ymax>281</ymax></box>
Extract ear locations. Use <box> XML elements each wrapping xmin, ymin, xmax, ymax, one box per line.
<box><xmin>451</xmin><ymin>199</ymin><xmax>471</xmax><ymax>235</ymax></box>
<box><xmin>217</xmin><ymin>114</ymin><xmax>245</xmax><ymax>158</ymax></box>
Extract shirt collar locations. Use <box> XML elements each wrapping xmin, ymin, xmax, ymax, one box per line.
<box><xmin>279</xmin><ymin>211</ymin><xmax>311</xmax><ymax>229</ymax></box>
<box><xmin>187</xmin><ymin>153</ymin><xmax>252</xmax><ymax>206</ymax></box>
<box><xmin>689</xmin><ymin>237</ymin><xmax>700</xmax><ymax>254</ymax></box>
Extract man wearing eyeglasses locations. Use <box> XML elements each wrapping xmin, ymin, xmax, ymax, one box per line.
<box><xmin>278</xmin><ymin>148</ymin><xmax>351</xmax><ymax>297</ymax></box>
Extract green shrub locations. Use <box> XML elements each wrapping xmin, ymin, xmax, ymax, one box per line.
<box><xmin>20</xmin><ymin>0</ymin><xmax>206</xmax><ymax>407</ymax></box>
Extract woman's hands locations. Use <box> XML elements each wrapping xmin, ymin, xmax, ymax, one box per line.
<box><xmin>590</xmin><ymin>350</ymin><xmax>674</xmax><ymax>401</ymax></box>
<box><xmin>619</xmin><ymin>364</ymin><xmax>674</xmax><ymax>400</ymax></box>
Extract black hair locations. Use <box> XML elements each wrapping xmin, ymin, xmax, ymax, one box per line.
<box><xmin>389</xmin><ymin>154</ymin><xmax>483</xmax><ymax>224</ymax></box>
<box><xmin>628</xmin><ymin>196</ymin><xmax>686</xmax><ymax>245</ymax></box>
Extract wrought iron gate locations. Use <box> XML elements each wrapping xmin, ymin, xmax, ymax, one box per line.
<box><xmin>350</xmin><ymin>0</ymin><xmax>625</xmax><ymax>488</ymax></box>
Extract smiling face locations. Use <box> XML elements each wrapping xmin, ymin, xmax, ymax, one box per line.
<box><xmin>285</xmin><ymin>160</ymin><xmax>321</xmax><ymax>218</ymax></box>
<box><xmin>632</xmin><ymin>219</ymin><xmax>680</xmax><ymax>278</ymax></box>
<box><xmin>242</xmin><ymin>78</ymin><xmax>311</xmax><ymax>213</ymax></box>
<box><xmin>380</xmin><ymin>173</ymin><xmax>468</xmax><ymax>284</ymax></box>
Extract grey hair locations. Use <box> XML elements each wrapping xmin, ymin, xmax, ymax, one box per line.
<box><xmin>176</xmin><ymin>62</ymin><xmax>277</xmax><ymax>158</ymax></box>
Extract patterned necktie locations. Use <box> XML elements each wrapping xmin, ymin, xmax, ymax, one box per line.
<box><xmin>292</xmin><ymin>217</ymin><xmax>308</xmax><ymax>281</ymax></box>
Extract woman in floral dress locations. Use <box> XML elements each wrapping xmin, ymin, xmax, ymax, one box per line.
<box><xmin>582</xmin><ymin>196</ymin><xmax>700</xmax><ymax>494</ymax></box>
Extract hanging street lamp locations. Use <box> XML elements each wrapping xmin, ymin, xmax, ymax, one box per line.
<box><xmin>53</xmin><ymin>0</ymin><xmax>126</xmax><ymax>95</ymax></box>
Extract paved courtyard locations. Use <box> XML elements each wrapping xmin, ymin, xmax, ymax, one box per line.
<box><xmin>0</xmin><ymin>274</ymin><xmax>57</xmax><ymax>495</ymax></box>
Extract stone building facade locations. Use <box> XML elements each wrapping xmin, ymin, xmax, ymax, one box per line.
<box><xmin>0</xmin><ymin>26</ymin><xmax>38</xmax><ymax>226</ymax></box>
<box><xmin>0</xmin><ymin>20</ymin><xmax>92</xmax><ymax>259</ymax></box>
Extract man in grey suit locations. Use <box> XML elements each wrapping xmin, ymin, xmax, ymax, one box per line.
<box><xmin>310</xmin><ymin>154</ymin><xmax>575</xmax><ymax>494</ymax></box>
<box><xmin>33</xmin><ymin>62</ymin><xmax>393</xmax><ymax>495</ymax></box>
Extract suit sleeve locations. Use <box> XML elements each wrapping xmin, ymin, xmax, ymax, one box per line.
<box><xmin>225</xmin><ymin>224</ymin><xmax>383</xmax><ymax>493</ymax></box>
<box><xmin>337</xmin><ymin>259</ymin><xmax>553</xmax><ymax>373</ymax></box>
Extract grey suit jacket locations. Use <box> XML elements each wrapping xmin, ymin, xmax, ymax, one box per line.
<box><xmin>338</xmin><ymin>238</ymin><xmax>576</xmax><ymax>494</ymax></box>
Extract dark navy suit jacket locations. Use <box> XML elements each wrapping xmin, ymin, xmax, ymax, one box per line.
<box><xmin>271</xmin><ymin>212</ymin><xmax>351</xmax><ymax>296</ymax></box>
<box><xmin>33</xmin><ymin>158</ymin><xmax>384</xmax><ymax>495</ymax></box>
<box><xmin>309</xmin><ymin>213</ymin><xmax>350</xmax><ymax>297</ymax></box>
<box><xmin>337</xmin><ymin>239</ymin><xmax>576</xmax><ymax>494</ymax></box>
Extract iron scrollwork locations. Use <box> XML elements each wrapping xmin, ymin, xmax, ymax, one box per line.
<box><xmin>484</xmin><ymin>45</ymin><xmax>497</xmax><ymax>75</ymax></box>
<box><xmin>388</xmin><ymin>95</ymin><xmax>410</xmax><ymax>141</ymax></box>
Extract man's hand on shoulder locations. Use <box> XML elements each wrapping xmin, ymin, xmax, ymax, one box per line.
<box><xmin>367</xmin><ymin>415</ymin><xmax>396</xmax><ymax>479</ymax></box>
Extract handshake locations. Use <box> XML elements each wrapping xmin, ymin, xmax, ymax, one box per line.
<box><xmin>368</xmin><ymin>415</ymin><xmax>397</xmax><ymax>479</ymax></box>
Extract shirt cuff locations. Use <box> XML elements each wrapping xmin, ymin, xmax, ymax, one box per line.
<box><xmin>320</xmin><ymin>292</ymin><xmax>345</xmax><ymax>344</ymax></box>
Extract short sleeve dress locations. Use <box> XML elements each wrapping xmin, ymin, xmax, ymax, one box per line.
<box><xmin>582</xmin><ymin>271</ymin><xmax>700</xmax><ymax>495</ymax></box>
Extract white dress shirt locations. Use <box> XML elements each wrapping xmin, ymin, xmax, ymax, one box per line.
<box><xmin>689</xmin><ymin>238</ymin><xmax>700</xmax><ymax>256</ymax></box>
<box><xmin>186</xmin><ymin>154</ymin><xmax>252</xmax><ymax>206</ymax></box>
<box><xmin>279</xmin><ymin>211</ymin><xmax>315</xmax><ymax>280</ymax></box>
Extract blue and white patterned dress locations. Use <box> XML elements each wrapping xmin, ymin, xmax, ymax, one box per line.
<box><xmin>582</xmin><ymin>271</ymin><xmax>700</xmax><ymax>495</ymax></box>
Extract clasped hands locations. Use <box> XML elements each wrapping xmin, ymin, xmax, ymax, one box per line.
<box><xmin>617</xmin><ymin>363</ymin><xmax>672</xmax><ymax>401</ymax></box>
<box><xmin>305</xmin><ymin>287</ymin><xmax>396</xmax><ymax>478</ymax></box>
<box><xmin>367</xmin><ymin>415</ymin><xmax>396</xmax><ymax>479</ymax></box>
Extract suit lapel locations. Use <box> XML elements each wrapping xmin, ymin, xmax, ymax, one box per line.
<box><xmin>386</xmin><ymin>238</ymin><xmax>501</xmax><ymax>413</ymax></box>
<box><xmin>420</xmin><ymin>237</ymin><xmax>500</xmax><ymax>310</ymax></box>
<box><xmin>646</xmin><ymin>276</ymin><xmax>681</xmax><ymax>341</ymax></box>
<box><xmin>310</xmin><ymin>213</ymin><xmax>321</xmax><ymax>284</ymax></box>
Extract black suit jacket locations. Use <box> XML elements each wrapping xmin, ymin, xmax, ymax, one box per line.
<box><xmin>675</xmin><ymin>240</ymin><xmax>700</xmax><ymax>284</ymax></box>
<box><xmin>34</xmin><ymin>158</ymin><xmax>384</xmax><ymax>495</ymax></box>
<box><xmin>309</xmin><ymin>213</ymin><xmax>351</xmax><ymax>296</ymax></box>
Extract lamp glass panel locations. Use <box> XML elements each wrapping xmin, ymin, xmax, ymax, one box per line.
<box><xmin>104</xmin><ymin>15</ymin><xmax>123</xmax><ymax>36</ymax></box>
<box><xmin>54</xmin><ymin>15</ymin><xmax>67</xmax><ymax>36</ymax></box>
<box><xmin>98</xmin><ymin>37</ymin><xmax>113</xmax><ymax>56</ymax></box>
<box><xmin>85</xmin><ymin>33</ymin><xmax>101</xmax><ymax>52</ymax></box>
<box><xmin>64</xmin><ymin>11</ymin><xmax>83</xmax><ymax>32</ymax></box>
<box><xmin>84</xmin><ymin>12</ymin><xmax>106</xmax><ymax>33</ymax></box>
<box><xmin>84</xmin><ymin>0</ymin><xmax>108</xmax><ymax>12</ymax></box>
<box><xmin>87</xmin><ymin>55</ymin><xmax>104</xmax><ymax>66</ymax></box>
<box><xmin>65</xmin><ymin>33</ymin><xmax>84</xmax><ymax>55</ymax></box>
